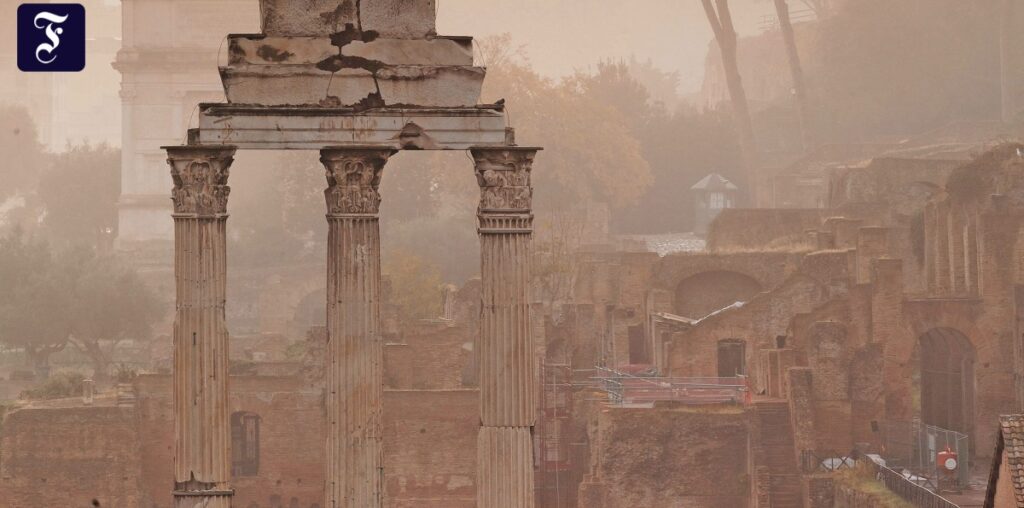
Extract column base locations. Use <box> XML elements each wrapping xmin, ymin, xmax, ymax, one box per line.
<box><xmin>173</xmin><ymin>491</ymin><xmax>233</xmax><ymax>508</ymax></box>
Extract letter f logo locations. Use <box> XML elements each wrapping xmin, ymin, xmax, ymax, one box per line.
<box><xmin>17</xmin><ymin>4</ymin><xmax>85</xmax><ymax>72</ymax></box>
<box><xmin>33</xmin><ymin>12</ymin><xmax>70</xmax><ymax>64</ymax></box>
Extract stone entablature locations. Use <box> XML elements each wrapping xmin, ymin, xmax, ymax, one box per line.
<box><xmin>196</xmin><ymin>104</ymin><xmax>508</xmax><ymax>150</ymax></box>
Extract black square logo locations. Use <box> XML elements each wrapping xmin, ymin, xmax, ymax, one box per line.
<box><xmin>17</xmin><ymin>3</ymin><xmax>86</xmax><ymax>72</ymax></box>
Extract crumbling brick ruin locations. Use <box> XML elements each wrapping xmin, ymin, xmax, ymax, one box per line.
<box><xmin>5</xmin><ymin>2</ymin><xmax>1024</xmax><ymax>508</ymax></box>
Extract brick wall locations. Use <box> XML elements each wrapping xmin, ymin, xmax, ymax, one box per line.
<box><xmin>2</xmin><ymin>376</ymin><xmax>479</xmax><ymax>508</ymax></box>
<box><xmin>383</xmin><ymin>390</ymin><xmax>477</xmax><ymax>507</ymax></box>
<box><xmin>0</xmin><ymin>405</ymin><xmax>142</xmax><ymax>508</ymax></box>
<box><xmin>707</xmin><ymin>209</ymin><xmax>825</xmax><ymax>252</ymax></box>
<box><xmin>384</xmin><ymin>322</ymin><xmax>475</xmax><ymax>390</ymax></box>
<box><xmin>582</xmin><ymin>404</ymin><xmax>749</xmax><ymax>508</ymax></box>
<box><xmin>135</xmin><ymin>375</ymin><xmax>324</xmax><ymax>508</ymax></box>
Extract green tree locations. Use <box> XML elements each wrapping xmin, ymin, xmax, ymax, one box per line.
<box><xmin>37</xmin><ymin>143</ymin><xmax>120</xmax><ymax>249</ymax></box>
<box><xmin>477</xmin><ymin>35</ymin><xmax>654</xmax><ymax>211</ymax></box>
<box><xmin>0</xmin><ymin>231</ymin><xmax>72</xmax><ymax>377</ymax></box>
<box><xmin>66</xmin><ymin>250</ymin><xmax>161</xmax><ymax>380</ymax></box>
<box><xmin>0</xmin><ymin>105</ymin><xmax>46</xmax><ymax>202</ymax></box>
<box><xmin>0</xmin><ymin>232</ymin><xmax>160</xmax><ymax>379</ymax></box>
<box><xmin>565</xmin><ymin>60</ymin><xmax>744</xmax><ymax>233</ymax></box>
<box><xmin>383</xmin><ymin>249</ymin><xmax>443</xmax><ymax>320</ymax></box>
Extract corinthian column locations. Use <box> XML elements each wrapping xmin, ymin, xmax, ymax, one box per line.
<box><xmin>471</xmin><ymin>146</ymin><xmax>541</xmax><ymax>508</ymax></box>
<box><xmin>320</xmin><ymin>147</ymin><xmax>396</xmax><ymax>508</ymax></box>
<box><xmin>165</xmin><ymin>146</ymin><xmax>236</xmax><ymax>508</ymax></box>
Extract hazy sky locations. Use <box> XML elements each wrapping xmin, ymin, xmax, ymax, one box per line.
<box><xmin>437</xmin><ymin>0</ymin><xmax>773</xmax><ymax>94</ymax></box>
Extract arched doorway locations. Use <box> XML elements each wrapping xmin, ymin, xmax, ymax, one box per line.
<box><xmin>919</xmin><ymin>328</ymin><xmax>975</xmax><ymax>435</ymax></box>
<box><xmin>674</xmin><ymin>271</ymin><xmax>762</xmax><ymax>319</ymax></box>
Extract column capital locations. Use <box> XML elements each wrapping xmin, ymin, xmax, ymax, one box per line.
<box><xmin>470</xmin><ymin>147</ymin><xmax>541</xmax><ymax>214</ymax></box>
<box><xmin>164</xmin><ymin>146</ymin><xmax>236</xmax><ymax>218</ymax></box>
<box><xmin>320</xmin><ymin>147</ymin><xmax>397</xmax><ymax>216</ymax></box>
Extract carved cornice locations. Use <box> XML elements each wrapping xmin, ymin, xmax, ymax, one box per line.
<box><xmin>470</xmin><ymin>147</ymin><xmax>540</xmax><ymax>214</ymax></box>
<box><xmin>164</xmin><ymin>146</ymin><xmax>236</xmax><ymax>217</ymax></box>
<box><xmin>320</xmin><ymin>147</ymin><xmax>397</xmax><ymax>216</ymax></box>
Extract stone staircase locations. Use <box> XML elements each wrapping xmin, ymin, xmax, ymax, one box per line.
<box><xmin>755</xmin><ymin>400</ymin><xmax>804</xmax><ymax>508</ymax></box>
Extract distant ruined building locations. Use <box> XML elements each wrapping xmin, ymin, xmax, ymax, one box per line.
<box><xmin>7</xmin><ymin>2</ymin><xmax>1024</xmax><ymax>508</ymax></box>
<box><xmin>113</xmin><ymin>0</ymin><xmax>259</xmax><ymax>251</ymax></box>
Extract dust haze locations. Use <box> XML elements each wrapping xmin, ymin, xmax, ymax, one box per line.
<box><xmin>0</xmin><ymin>1</ymin><xmax>1020</xmax><ymax>507</ymax></box>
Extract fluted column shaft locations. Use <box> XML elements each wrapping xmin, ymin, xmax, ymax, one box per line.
<box><xmin>472</xmin><ymin>147</ymin><xmax>541</xmax><ymax>508</ymax></box>
<box><xmin>320</xmin><ymin>147</ymin><xmax>396</xmax><ymax>508</ymax></box>
<box><xmin>166</xmin><ymin>146</ymin><xmax>236</xmax><ymax>508</ymax></box>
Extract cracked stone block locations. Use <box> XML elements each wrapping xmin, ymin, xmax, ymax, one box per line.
<box><xmin>221</xmin><ymin>64</ymin><xmax>484</xmax><ymax>107</ymax></box>
<box><xmin>229</xmin><ymin>35</ymin><xmax>338</xmax><ymax>66</ymax></box>
<box><xmin>229</xmin><ymin>35</ymin><xmax>474</xmax><ymax>67</ymax></box>
<box><xmin>361</xmin><ymin>0</ymin><xmax>436</xmax><ymax>38</ymax></box>
<box><xmin>261</xmin><ymin>0</ymin><xmax>359</xmax><ymax>36</ymax></box>
<box><xmin>342</xmin><ymin>37</ymin><xmax>473</xmax><ymax>66</ymax></box>
<box><xmin>222</xmin><ymin>66</ymin><xmax>367</xmax><ymax>106</ymax></box>
<box><xmin>369</xmin><ymin>66</ymin><xmax>484</xmax><ymax>106</ymax></box>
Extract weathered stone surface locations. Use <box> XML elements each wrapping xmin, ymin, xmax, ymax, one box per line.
<box><xmin>260</xmin><ymin>0</ymin><xmax>436</xmax><ymax>38</ymax></box>
<box><xmin>221</xmin><ymin>64</ymin><xmax>484</xmax><ymax>107</ymax></box>
<box><xmin>197</xmin><ymin>104</ymin><xmax>508</xmax><ymax>150</ymax></box>
<box><xmin>222</xmin><ymin>66</ymin><xmax>367</xmax><ymax>106</ymax></box>
<box><xmin>320</xmin><ymin>148</ymin><xmax>396</xmax><ymax>508</ymax></box>
<box><xmin>370</xmin><ymin>66</ymin><xmax>485</xmax><ymax>107</ymax></box>
<box><xmin>342</xmin><ymin>37</ymin><xmax>473</xmax><ymax>66</ymax></box>
<box><xmin>261</xmin><ymin>0</ymin><xmax>359</xmax><ymax>36</ymax></box>
<box><xmin>361</xmin><ymin>0</ymin><xmax>436</xmax><ymax>39</ymax></box>
<box><xmin>164</xmin><ymin>146</ymin><xmax>238</xmax><ymax>508</ymax></box>
<box><xmin>229</xmin><ymin>35</ymin><xmax>473</xmax><ymax>67</ymax></box>
<box><xmin>472</xmin><ymin>148</ymin><xmax>540</xmax><ymax>508</ymax></box>
<box><xmin>229</xmin><ymin>35</ymin><xmax>338</xmax><ymax>66</ymax></box>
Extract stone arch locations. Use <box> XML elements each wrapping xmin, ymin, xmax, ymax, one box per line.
<box><xmin>673</xmin><ymin>271</ymin><xmax>763</xmax><ymax>319</ymax></box>
<box><xmin>917</xmin><ymin>327</ymin><xmax>975</xmax><ymax>436</ymax></box>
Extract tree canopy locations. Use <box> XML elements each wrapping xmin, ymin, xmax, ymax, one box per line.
<box><xmin>37</xmin><ymin>143</ymin><xmax>120</xmax><ymax>249</ymax></box>
<box><xmin>0</xmin><ymin>231</ymin><xmax>160</xmax><ymax>378</ymax></box>
<box><xmin>0</xmin><ymin>231</ymin><xmax>73</xmax><ymax>374</ymax></box>
<box><xmin>0</xmin><ymin>105</ymin><xmax>46</xmax><ymax>203</ymax></box>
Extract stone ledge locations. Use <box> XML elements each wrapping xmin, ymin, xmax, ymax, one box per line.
<box><xmin>196</xmin><ymin>104</ymin><xmax>509</xmax><ymax>150</ymax></box>
<box><xmin>220</xmin><ymin>64</ymin><xmax>485</xmax><ymax>107</ymax></box>
<box><xmin>228</xmin><ymin>35</ymin><xmax>474</xmax><ymax>67</ymax></box>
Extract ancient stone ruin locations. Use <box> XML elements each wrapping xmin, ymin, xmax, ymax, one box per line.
<box><xmin>166</xmin><ymin>2</ymin><xmax>540</xmax><ymax>507</ymax></box>
<box><xmin>9</xmin><ymin>3</ymin><xmax>1024</xmax><ymax>508</ymax></box>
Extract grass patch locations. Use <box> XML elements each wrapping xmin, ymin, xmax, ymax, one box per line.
<box><xmin>18</xmin><ymin>371</ymin><xmax>85</xmax><ymax>400</ymax></box>
<box><xmin>835</xmin><ymin>462</ymin><xmax>915</xmax><ymax>508</ymax></box>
